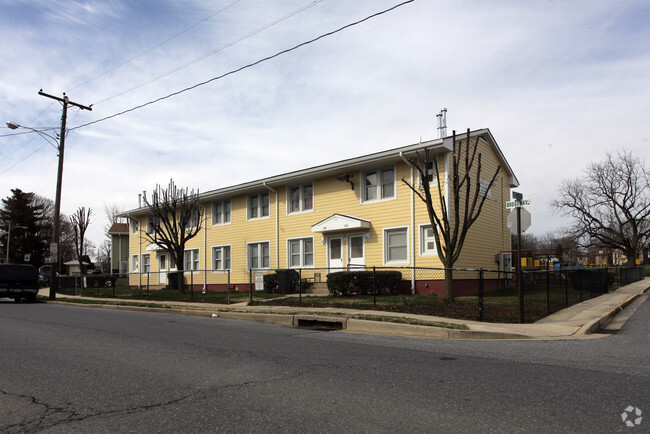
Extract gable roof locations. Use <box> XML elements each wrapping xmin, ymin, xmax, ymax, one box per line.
<box><xmin>122</xmin><ymin>129</ymin><xmax>518</xmax><ymax>216</ymax></box>
<box><xmin>108</xmin><ymin>223</ymin><xmax>129</xmax><ymax>234</ymax></box>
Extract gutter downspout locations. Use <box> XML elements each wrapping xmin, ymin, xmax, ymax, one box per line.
<box><xmin>203</xmin><ymin>205</ymin><xmax>207</xmax><ymax>293</ymax></box>
<box><xmin>399</xmin><ymin>152</ymin><xmax>416</xmax><ymax>294</ymax></box>
<box><xmin>263</xmin><ymin>182</ymin><xmax>279</xmax><ymax>269</ymax></box>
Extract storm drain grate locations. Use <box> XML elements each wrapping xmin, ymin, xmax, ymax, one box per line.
<box><xmin>297</xmin><ymin>318</ymin><xmax>344</xmax><ymax>331</ymax></box>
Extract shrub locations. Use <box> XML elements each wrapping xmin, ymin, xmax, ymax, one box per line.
<box><xmin>326</xmin><ymin>270</ymin><xmax>403</xmax><ymax>296</ymax></box>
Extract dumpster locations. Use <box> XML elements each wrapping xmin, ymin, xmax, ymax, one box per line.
<box><xmin>275</xmin><ymin>269</ymin><xmax>298</xmax><ymax>294</ymax></box>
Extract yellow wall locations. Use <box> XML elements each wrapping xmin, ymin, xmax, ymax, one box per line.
<box><xmin>128</xmin><ymin>139</ymin><xmax>512</xmax><ymax>288</ymax></box>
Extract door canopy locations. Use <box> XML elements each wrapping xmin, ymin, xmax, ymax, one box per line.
<box><xmin>312</xmin><ymin>214</ymin><xmax>371</xmax><ymax>233</ymax></box>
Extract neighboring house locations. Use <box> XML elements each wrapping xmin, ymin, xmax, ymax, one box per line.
<box><xmin>63</xmin><ymin>260</ymin><xmax>92</xmax><ymax>276</ymax></box>
<box><xmin>124</xmin><ymin>129</ymin><xmax>519</xmax><ymax>295</ymax></box>
<box><xmin>108</xmin><ymin>223</ymin><xmax>130</xmax><ymax>275</ymax></box>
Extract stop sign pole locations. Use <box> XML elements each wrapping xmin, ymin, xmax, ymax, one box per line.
<box><xmin>507</xmin><ymin>192</ymin><xmax>531</xmax><ymax>323</ymax></box>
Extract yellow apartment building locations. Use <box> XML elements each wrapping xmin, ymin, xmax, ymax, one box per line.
<box><xmin>124</xmin><ymin>128</ymin><xmax>519</xmax><ymax>295</ymax></box>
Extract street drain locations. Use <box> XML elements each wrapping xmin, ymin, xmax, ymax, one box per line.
<box><xmin>297</xmin><ymin>318</ymin><xmax>344</xmax><ymax>331</ymax></box>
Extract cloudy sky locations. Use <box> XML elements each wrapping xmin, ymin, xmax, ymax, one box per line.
<box><xmin>1</xmin><ymin>0</ymin><xmax>649</xmax><ymax>253</ymax></box>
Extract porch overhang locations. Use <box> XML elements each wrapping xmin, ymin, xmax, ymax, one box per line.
<box><xmin>145</xmin><ymin>243</ymin><xmax>166</xmax><ymax>251</ymax></box>
<box><xmin>311</xmin><ymin>214</ymin><xmax>371</xmax><ymax>233</ymax></box>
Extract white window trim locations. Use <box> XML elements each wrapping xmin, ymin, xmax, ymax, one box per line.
<box><xmin>418</xmin><ymin>158</ymin><xmax>440</xmax><ymax>188</ymax></box>
<box><xmin>132</xmin><ymin>254</ymin><xmax>139</xmax><ymax>272</ymax></box>
<box><xmin>247</xmin><ymin>240</ymin><xmax>271</xmax><ymax>270</ymax></box>
<box><xmin>187</xmin><ymin>208</ymin><xmax>201</xmax><ymax>229</ymax></box>
<box><xmin>383</xmin><ymin>226</ymin><xmax>410</xmax><ymax>265</ymax></box>
<box><xmin>247</xmin><ymin>192</ymin><xmax>271</xmax><ymax>221</ymax></box>
<box><xmin>183</xmin><ymin>248</ymin><xmax>200</xmax><ymax>273</ymax></box>
<box><xmin>361</xmin><ymin>165</ymin><xmax>397</xmax><ymax>204</ymax></box>
<box><xmin>211</xmin><ymin>199</ymin><xmax>232</xmax><ymax>226</ymax></box>
<box><xmin>142</xmin><ymin>253</ymin><xmax>151</xmax><ymax>273</ymax></box>
<box><xmin>418</xmin><ymin>223</ymin><xmax>438</xmax><ymax>256</ymax></box>
<box><xmin>211</xmin><ymin>244</ymin><xmax>232</xmax><ymax>272</ymax></box>
<box><xmin>287</xmin><ymin>236</ymin><xmax>315</xmax><ymax>268</ymax></box>
<box><xmin>286</xmin><ymin>183</ymin><xmax>314</xmax><ymax>215</ymax></box>
<box><xmin>131</xmin><ymin>219</ymin><xmax>140</xmax><ymax>234</ymax></box>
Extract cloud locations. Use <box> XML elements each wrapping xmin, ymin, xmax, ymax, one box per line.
<box><xmin>1</xmin><ymin>0</ymin><xmax>649</xmax><ymax>253</ymax></box>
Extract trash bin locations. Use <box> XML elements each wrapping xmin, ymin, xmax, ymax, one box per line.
<box><xmin>168</xmin><ymin>271</ymin><xmax>184</xmax><ymax>290</ymax></box>
<box><xmin>275</xmin><ymin>269</ymin><xmax>298</xmax><ymax>294</ymax></box>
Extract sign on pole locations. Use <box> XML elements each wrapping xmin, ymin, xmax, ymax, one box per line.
<box><xmin>507</xmin><ymin>208</ymin><xmax>532</xmax><ymax>233</ymax></box>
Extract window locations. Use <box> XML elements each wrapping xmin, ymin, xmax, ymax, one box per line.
<box><xmin>288</xmin><ymin>184</ymin><xmax>313</xmax><ymax>213</ymax></box>
<box><xmin>385</xmin><ymin>227</ymin><xmax>408</xmax><ymax>264</ymax></box>
<box><xmin>146</xmin><ymin>214</ymin><xmax>159</xmax><ymax>235</ymax></box>
<box><xmin>212</xmin><ymin>199</ymin><xmax>231</xmax><ymax>225</ymax></box>
<box><xmin>363</xmin><ymin>167</ymin><xmax>395</xmax><ymax>202</ymax></box>
<box><xmin>288</xmin><ymin>238</ymin><xmax>314</xmax><ymax>267</ymax></box>
<box><xmin>248</xmin><ymin>192</ymin><xmax>270</xmax><ymax>219</ymax></box>
<box><xmin>142</xmin><ymin>254</ymin><xmax>151</xmax><ymax>273</ymax></box>
<box><xmin>479</xmin><ymin>179</ymin><xmax>492</xmax><ymax>199</ymax></box>
<box><xmin>248</xmin><ymin>242</ymin><xmax>270</xmax><ymax>269</ymax></box>
<box><xmin>420</xmin><ymin>159</ymin><xmax>439</xmax><ymax>187</ymax></box>
<box><xmin>184</xmin><ymin>249</ymin><xmax>200</xmax><ymax>271</ymax></box>
<box><xmin>188</xmin><ymin>208</ymin><xmax>200</xmax><ymax>228</ymax></box>
<box><xmin>132</xmin><ymin>255</ymin><xmax>139</xmax><ymax>272</ymax></box>
<box><xmin>212</xmin><ymin>246</ymin><xmax>231</xmax><ymax>271</ymax></box>
<box><xmin>131</xmin><ymin>219</ymin><xmax>139</xmax><ymax>234</ymax></box>
<box><xmin>420</xmin><ymin>225</ymin><xmax>437</xmax><ymax>256</ymax></box>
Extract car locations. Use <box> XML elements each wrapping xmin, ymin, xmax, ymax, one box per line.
<box><xmin>0</xmin><ymin>264</ymin><xmax>40</xmax><ymax>303</ymax></box>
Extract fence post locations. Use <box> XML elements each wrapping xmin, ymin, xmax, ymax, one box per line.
<box><xmin>560</xmin><ymin>268</ymin><xmax>569</xmax><ymax>307</ymax></box>
<box><xmin>546</xmin><ymin>266</ymin><xmax>550</xmax><ymax>315</ymax></box>
<box><xmin>146</xmin><ymin>273</ymin><xmax>150</xmax><ymax>293</ymax></box>
<box><xmin>249</xmin><ymin>269</ymin><xmax>253</xmax><ymax>303</ymax></box>
<box><xmin>227</xmin><ymin>269</ymin><xmax>231</xmax><ymax>305</ymax></box>
<box><xmin>478</xmin><ymin>268</ymin><xmax>484</xmax><ymax>322</ymax></box>
<box><xmin>518</xmin><ymin>270</ymin><xmax>524</xmax><ymax>324</ymax></box>
<box><xmin>373</xmin><ymin>266</ymin><xmax>377</xmax><ymax>306</ymax></box>
<box><xmin>191</xmin><ymin>271</ymin><xmax>194</xmax><ymax>301</ymax></box>
<box><xmin>299</xmin><ymin>268</ymin><xmax>302</xmax><ymax>305</ymax></box>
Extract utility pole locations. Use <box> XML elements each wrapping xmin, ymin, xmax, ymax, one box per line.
<box><xmin>38</xmin><ymin>90</ymin><xmax>92</xmax><ymax>300</ymax></box>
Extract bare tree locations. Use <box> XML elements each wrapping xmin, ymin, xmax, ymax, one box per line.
<box><xmin>552</xmin><ymin>150</ymin><xmax>650</xmax><ymax>265</ymax></box>
<box><xmin>97</xmin><ymin>239</ymin><xmax>112</xmax><ymax>273</ymax></box>
<box><xmin>403</xmin><ymin>129</ymin><xmax>501</xmax><ymax>299</ymax></box>
<box><xmin>104</xmin><ymin>202</ymin><xmax>125</xmax><ymax>237</ymax></box>
<box><xmin>71</xmin><ymin>207</ymin><xmax>93</xmax><ymax>288</ymax></box>
<box><xmin>142</xmin><ymin>179</ymin><xmax>202</xmax><ymax>291</ymax></box>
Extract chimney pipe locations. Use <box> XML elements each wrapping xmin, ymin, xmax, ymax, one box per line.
<box><xmin>138</xmin><ymin>193</ymin><xmax>142</xmax><ymax>208</ymax></box>
<box><xmin>437</xmin><ymin>108</ymin><xmax>448</xmax><ymax>139</ymax></box>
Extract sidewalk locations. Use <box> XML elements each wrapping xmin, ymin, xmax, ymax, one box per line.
<box><xmin>39</xmin><ymin>278</ymin><xmax>649</xmax><ymax>340</ymax></box>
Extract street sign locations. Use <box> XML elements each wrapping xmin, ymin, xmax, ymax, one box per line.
<box><xmin>512</xmin><ymin>191</ymin><xmax>523</xmax><ymax>201</ymax></box>
<box><xmin>507</xmin><ymin>208</ymin><xmax>531</xmax><ymax>233</ymax></box>
<box><xmin>506</xmin><ymin>199</ymin><xmax>531</xmax><ymax>209</ymax></box>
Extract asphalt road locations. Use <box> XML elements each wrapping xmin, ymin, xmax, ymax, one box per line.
<box><xmin>1</xmin><ymin>298</ymin><xmax>648</xmax><ymax>433</ymax></box>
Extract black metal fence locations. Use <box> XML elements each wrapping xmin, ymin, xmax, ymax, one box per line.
<box><xmin>53</xmin><ymin>265</ymin><xmax>645</xmax><ymax>324</ymax></box>
<box><xmin>250</xmin><ymin>265</ymin><xmax>645</xmax><ymax>323</ymax></box>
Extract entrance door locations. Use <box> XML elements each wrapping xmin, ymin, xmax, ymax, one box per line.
<box><xmin>348</xmin><ymin>234</ymin><xmax>365</xmax><ymax>268</ymax></box>
<box><xmin>159</xmin><ymin>253</ymin><xmax>167</xmax><ymax>284</ymax></box>
<box><xmin>328</xmin><ymin>237</ymin><xmax>344</xmax><ymax>271</ymax></box>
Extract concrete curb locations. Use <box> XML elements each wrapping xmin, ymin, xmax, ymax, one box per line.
<box><xmin>576</xmin><ymin>293</ymin><xmax>641</xmax><ymax>335</ymax></box>
<box><xmin>39</xmin><ymin>278</ymin><xmax>648</xmax><ymax>341</ymax></box>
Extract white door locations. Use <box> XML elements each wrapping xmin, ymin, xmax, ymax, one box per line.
<box><xmin>328</xmin><ymin>237</ymin><xmax>344</xmax><ymax>271</ymax></box>
<box><xmin>159</xmin><ymin>254</ymin><xmax>167</xmax><ymax>284</ymax></box>
<box><xmin>348</xmin><ymin>234</ymin><xmax>365</xmax><ymax>268</ymax></box>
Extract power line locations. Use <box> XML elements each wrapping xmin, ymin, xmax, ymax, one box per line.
<box><xmin>92</xmin><ymin>0</ymin><xmax>327</xmax><ymax>106</ymax></box>
<box><xmin>65</xmin><ymin>0</ymin><xmax>245</xmax><ymax>94</ymax></box>
<box><xmin>71</xmin><ymin>0</ymin><xmax>415</xmax><ymax>132</ymax></box>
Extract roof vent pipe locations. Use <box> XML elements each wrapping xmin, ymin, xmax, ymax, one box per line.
<box><xmin>436</xmin><ymin>108</ymin><xmax>447</xmax><ymax>139</ymax></box>
<box><xmin>138</xmin><ymin>193</ymin><xmax>142</xmax><ymax>208</ymax></box>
